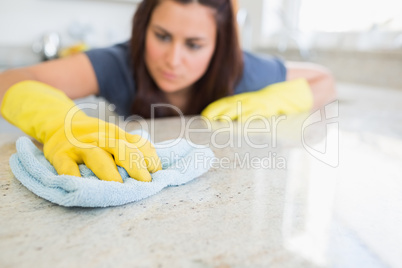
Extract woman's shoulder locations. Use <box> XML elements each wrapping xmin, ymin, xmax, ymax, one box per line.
<box><xmin>85</xmin><ymin>41</ymin><xmax>131</xmax><ymax>67</ymax></box>
<box><xmin>235</xmin><ymin>51</ymin><xmax>287</xmax><ymax>94</ymax></box>
<box><xmin>84</xmin><ymin>41</ymin><xmax>135</xmax><ymax>117</ymax></box>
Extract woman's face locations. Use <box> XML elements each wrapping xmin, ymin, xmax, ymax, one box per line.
<box><xmin>144</xmin><ymin>0</ymin><xmax>217</xmax><ymax>94</ymax></box>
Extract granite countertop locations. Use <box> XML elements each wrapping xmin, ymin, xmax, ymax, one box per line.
<box><xmin>0</xmin><ymin>83</ymin><xmax>401</xmax><ymax>267</ymax></box>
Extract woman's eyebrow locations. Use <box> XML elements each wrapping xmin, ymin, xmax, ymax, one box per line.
<box><xmin>152</xmin><ymin>25</ymin><xmax>171</xmax><ymax>35</ymax></box>
<box><xmin>151</xmin><ymin>25</ymin><xmax>206</xmax><ymax>41</ymax></box>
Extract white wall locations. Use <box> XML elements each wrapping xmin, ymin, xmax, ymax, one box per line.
<box><xmin>0</xmin><ymin>0</ymin><xmax>138</xmax><ymax>48</ymax></box>
<box><xmin>238</xmin><ymin>0</ymin><xmax>283</xmax><ymax>51</ymax></box>
<box><xmin>238</xmin><ymin>0</ymin><xmax>264</xmax><ymax>51</ymax></box>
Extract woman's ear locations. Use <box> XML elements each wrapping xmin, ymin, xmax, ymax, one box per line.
<box><xmin>231</xmin><ymin>0</ymin><xmax>240</xmax><ymax>42</ymax></box>
<box><xmin>231</xmin><ymin>0</ymin><xmax>239</xmax><ymax>14</ymax></box>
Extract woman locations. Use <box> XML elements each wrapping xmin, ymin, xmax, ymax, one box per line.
<box><xmin>0</xmin><ymin>0</ymin><xmax>335</xmax><ymax>183</ymax></box>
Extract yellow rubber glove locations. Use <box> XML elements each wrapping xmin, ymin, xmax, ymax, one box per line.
<box><xmin>1</xmin><ymin>80</ymin><xmax>161</xmax><ymax>183</ymax></box>
<box><xmin>201</xmin><ymin>79</ymin><xmax>313</xmax><ymax>121</ymax></box>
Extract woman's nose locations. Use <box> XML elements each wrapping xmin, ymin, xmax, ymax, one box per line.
<box><xmin>166</xmin><ymin>43</ymin><xmax>182</xmax><ymax>68</ymax></box>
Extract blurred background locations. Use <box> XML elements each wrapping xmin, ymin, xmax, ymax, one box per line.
<box><xmin>0</xmin><ymin>0</ymin><xmax>401</xmax><ymax>88</ymax></box>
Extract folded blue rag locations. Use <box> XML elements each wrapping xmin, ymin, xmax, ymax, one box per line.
<box><xmin>9</xmin><ymin>130</ymin><xmax>215</xmax><ymax>207</ymax></box>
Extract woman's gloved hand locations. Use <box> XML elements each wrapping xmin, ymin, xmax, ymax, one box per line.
<box><xmin>1</xmin><ymin>81</ymin><xmax>161</xmax><ymax>183</ymax></box>
<box><xmin>201</xmin><ymin>79</ymin><xmax>313</xmax><ymax>121</ymax></box>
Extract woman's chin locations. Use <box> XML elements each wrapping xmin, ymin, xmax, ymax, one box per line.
<box><xmin>157</xmin><ymin>82</ymin><xmax>189</xmax><ymax>94</ymax></box>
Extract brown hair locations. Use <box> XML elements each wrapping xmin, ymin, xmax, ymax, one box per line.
<box><xmin>130</xmin><ymin>0</ymin><xmax>243</xmax><ymax>118</ymax></box>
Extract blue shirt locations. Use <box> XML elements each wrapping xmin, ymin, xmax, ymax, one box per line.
<box><xmin>85</xmin><ymin>42</ymin><xmax>286</xmax><ymax>117</ymax></box>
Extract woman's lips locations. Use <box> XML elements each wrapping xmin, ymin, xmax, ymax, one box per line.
<box><xmin>160</xmin><ymin>70</ymin><xmax>178</xmax><ymax>80</ymax></box>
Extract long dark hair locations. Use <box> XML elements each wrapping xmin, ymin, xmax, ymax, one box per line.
<box><xmin>130</xmin><ymin>0</ymin><xmax>243</xmax><ymax>118</ymax></box>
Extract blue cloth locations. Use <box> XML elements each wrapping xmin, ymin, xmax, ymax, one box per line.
<box><xmin>9</xmin><ymin>131</ymin><xmax>215</xmax><ymax>208</ymax></box>
<box><xmin>85</xmin><ymin>42</ymin><xmax>287</xmax><ymax>117</ymax></box>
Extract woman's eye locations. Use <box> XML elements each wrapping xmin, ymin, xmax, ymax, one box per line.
<box><xmin>186</xmin><ymin>42</ymin><xmax>202</xmax><ymax>50</ymax></box>
<box><xmin>155</xmin><ymin>33</ymin><xmax>170</xmax><ymax>42</ymax></box>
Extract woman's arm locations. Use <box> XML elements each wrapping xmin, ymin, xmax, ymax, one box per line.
<box><xmin>286</xmin><ymin>61</ymin><xmax>336</xmax><ymax>110</ymax></box>
<box><xmin>0</xmin><ymin>53</ymin><xmax>99</xmax><ymax>105</ymax></box>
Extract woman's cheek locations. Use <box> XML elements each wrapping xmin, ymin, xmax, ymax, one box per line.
<box><xmin>145</xmin><ymin>36</ymin><xmax>162</xmax><ymax>64</ymax></box>
<box><xmin>194</xmin><ymin>50</ymin><xmax>214</xmax><ymax>75</ymax></box>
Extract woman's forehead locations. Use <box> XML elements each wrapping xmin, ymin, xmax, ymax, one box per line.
<box><xmin>149</xmin><ymin>0</ymin><xmax>217</xmax><ymax>39</ymax></box>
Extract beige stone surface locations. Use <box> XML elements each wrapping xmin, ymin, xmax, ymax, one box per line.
<box><xmin>0</xmin><ymin>83</ymin><xmax>401</xmax><ymax>267</ymax></box>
